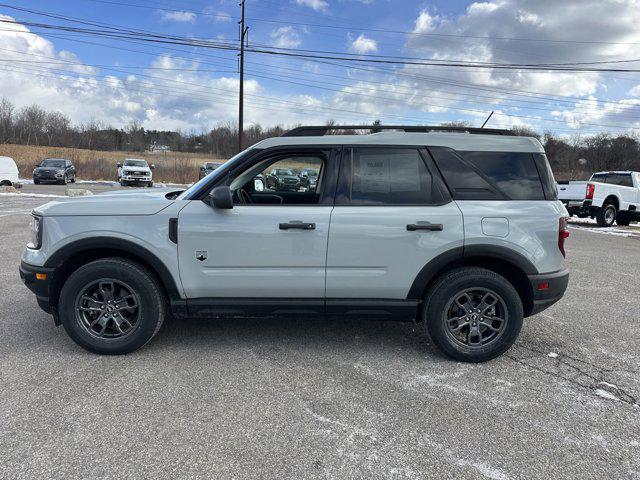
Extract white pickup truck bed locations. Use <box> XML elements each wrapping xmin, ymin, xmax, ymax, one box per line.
<box><xmin>557</xmin><ymin>181</ymin><xmax>587</xmax><ymax>214</ymax></box>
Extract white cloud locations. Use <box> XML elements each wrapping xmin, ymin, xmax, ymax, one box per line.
<box><xmin>295</xmin><ymin>0</ymin><xmax>329</xmax><ymax>12</ymax></box>
<box><xmin>414</xmin><ymin>10</ymin><xmax>442</xmax><ymax>33</ymax></box>
<box><xmin>203</xmin><ymin>7</ymin><xmax>232</xmax><ymax>22</ymax></box>
<box><xmin>350</xmin><ymin>34</ymin><xmax>377</xmax><ymax>54</ymax></box>
<box><xmin>270</xmin><ymin>26</ymin><xmax>302</xmax><ymax>48</ymax></box>
<box><xmin>159</xmin><ymin>10</ymin><xmax>197</xmax><ymax>23</ymax></box>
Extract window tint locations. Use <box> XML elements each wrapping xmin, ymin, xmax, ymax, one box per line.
<box><xmin>429</xmin><ymin>147</ymin><xmax>503</xmax><ymax>200</ymax></box>
<box><xmin>605</xmin><ymin>173</ymin><xmax>633</xmax><ymax>187</ymax></box>
<box><xmin>533</xmin><ymin>153</ymin><xmax>558</xmax><ymax>200</ymax></box>
<box><xmin>591</xmin><ymin>173</ymin><xmax>607</xmax><ymax>182</ymax></box>
<box><xmin>343</xmin><ymin>148</ymin><xmax>444</xmax><ymax>205</ymax></box>
<box><xmin>460</xmin><ymin>151</ymin><xmax>545</xmax><ymax>200</ymax></box>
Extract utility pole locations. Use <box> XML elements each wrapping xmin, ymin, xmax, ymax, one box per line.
<box><xmin>238</xmin><ymin>0</ymin><xmax>248</xmax><ymax>153</ymax></box>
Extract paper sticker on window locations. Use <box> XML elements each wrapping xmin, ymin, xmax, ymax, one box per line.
<box><xmin>353</xmin><ymin>152</ymin><xmax>421</xmax><ymax>194</ymax></box>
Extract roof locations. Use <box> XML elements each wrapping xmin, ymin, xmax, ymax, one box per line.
<box><xmin>253</xmin><ymin>131</ymin><xmax>544</xmax><ymax>153</ymax></box>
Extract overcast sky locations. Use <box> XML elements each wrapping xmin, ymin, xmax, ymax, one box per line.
<box><xmin>2</xmin><ymin>0</ymin><xmax>640</xmax><ymax>135</ymax></box>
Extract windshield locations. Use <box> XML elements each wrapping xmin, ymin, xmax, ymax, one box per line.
<box><xmin>124</xmin><ymin>159</ymin><xmax>147</xmax><ymax>167</ymax></box>
<box><xmin>177</xmin><ymin>149</ymin><xmax>252</xmax><ymax>200</ymax></box>
<box><xmin>41</xmin><ymin>159</ymin><xmax>66</xmax><ymax>168</ymax></box>
<box><xmin>274</xmin><ymin>169</ymin><xmax>294</xmax><ymax>176</ymax></box>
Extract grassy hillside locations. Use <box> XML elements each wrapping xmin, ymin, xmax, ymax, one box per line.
<box><xmin>0</xmin><ymin>144</ymin><xmax>225</xmax><ymax>184</ymax></box>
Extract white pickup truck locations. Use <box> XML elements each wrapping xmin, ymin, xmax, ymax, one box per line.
<box><xmin>557</xmin><ymin>171</ymin><xmax>640</xmax><ymax>226</ymax></box>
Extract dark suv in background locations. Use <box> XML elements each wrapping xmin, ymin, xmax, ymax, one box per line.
<box><xmin>33</xmin><ymin>158</ymin><xmax>76</xmax><ymax>185</ymax></box>
<box><xmin>266</xmin><ymin>168</ymin><xmax>301</xmax><ymax>191</ymax></box>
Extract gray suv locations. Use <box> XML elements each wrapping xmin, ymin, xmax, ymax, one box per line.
<box><xmin>20</xmin><ymin>125</ymin><xmax>569</xmax><ymax>362</ymax></box>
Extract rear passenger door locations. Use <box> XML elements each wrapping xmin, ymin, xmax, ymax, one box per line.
<box><xmin>325</xmin><ymin>146</ymin><xmax>464</xmax><ymax>309</ymax></box>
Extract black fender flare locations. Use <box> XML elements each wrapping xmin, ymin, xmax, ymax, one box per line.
<box><xmin>44</xmin><ymin>236</ymin><xmax>181</xmax><ymax>300</ymax></box>
<box><xmin>407</xmin><ymin>245</ymin><xmax>538</xmax><ymax>300</ymax></box>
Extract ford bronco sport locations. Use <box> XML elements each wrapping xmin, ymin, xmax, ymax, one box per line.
<box><xmin>20</xmin><ymin>125</ymin><xmax>569</xmax><ymax>362</ymax></box>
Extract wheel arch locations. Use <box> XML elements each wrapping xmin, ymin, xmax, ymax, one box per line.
<box><xmin>408</xmin><ymin>245</ymin><xmax>537</xmax><ymax>318</ymax></box>
<box><xmin>44</xmin><ymin>237</ymin><xmax>181</xmax><ymax>311</ymax></box>
<box><xmin>603</xmin><ymin>194</ymin><xmax>619</xmax><ymax>209</ymax></box>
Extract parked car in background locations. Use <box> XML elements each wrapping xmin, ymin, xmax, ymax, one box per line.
<box><xmin>299</xmin><ymin>168</ymin><xmax>319</xmax><ymax>191</ymax></box>
<box><xmin>557</xmin><ymin>180</ymin><xmax>587</xmax><ymax>216</ymax></box>
<box><xmin>557</xmin><ymin>171</ymin><xmax>640</xmax><ymax>226</ymax></box>
<box><xmin>33</xmin><ymin>158</ymin><xmax>76</xmax><ymax>185</ymax></box>
<box><xmin>199</xmin><ymin>162</ymin><xmax>223</xmax><ymax>180</ymax></box>
<box><xmin>265</xmin><ymin>167</ymin><xmax>301</xmax><ymax>191</ymax></box>
<box><xmin>0</xmin><ymin>156</ymin><xmax>20</xmax><ymax>187</ymax></box>
<box><xmin>117</xmin><ymin>158</ymin><xmax>154</xmax><ymax>187</ymax></box>
<box><xmin>20</xmin><ymin>125</ymin><xmax>569</xmax><ymax>362</ymax></box>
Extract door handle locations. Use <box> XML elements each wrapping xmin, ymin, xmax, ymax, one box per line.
<box><xmin>279</xmin><ymin>221</ymin><xmax>316</xmax><ymax>230</ymax></box>
<box><xmin>406</xmin><ymin>222</ymin><xmax>443</xmax><ymax>231</ymax></box>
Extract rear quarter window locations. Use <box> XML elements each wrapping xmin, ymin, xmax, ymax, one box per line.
<box><xmin>460</xmin><ymin>151</ymin><xmax>546</xmax><ymax>200</ymax></box>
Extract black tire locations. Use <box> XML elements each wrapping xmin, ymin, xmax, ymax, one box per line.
<box><xmin>422</xmin><ymin>267</ymin><xmax>523</xmax><ymax>363</ymax></box>
<box><xmin>33</xmin><ymin>179</ymin><xmax>40</xmax><ymax>185</ymax></box>
<box><xmin>120</xmin><ymin>180</ymin><xmax>127</xmax><ymax>187</ymax></box>
<box><xmin>59</xmin><ymin>258</ymin><xmax>165</xmax><ymax>355</ymax></box>
<box><xmin>596</xmin><ymin>203</ymin><xmax>616</xmax><ymax>227</ymax></box>
<box><xmin>616</xmin><ymin>212</ymin><xmax>631</xmax><ymax>226</ymax></box>
<box><xmin>148</xmin><ymin>181</ymin><xmax>153</xmax><ymax>188</ymax></box>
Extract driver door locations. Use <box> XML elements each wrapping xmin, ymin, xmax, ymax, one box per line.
<box><xmin>177</xmin><ymin>148</ymin><xmax>338</xmax><ymax>306</ymax></box>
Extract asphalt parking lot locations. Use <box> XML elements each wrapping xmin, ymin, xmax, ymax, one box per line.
<box><xmin>1</xmin><ymin>187</ymin><xmax>639</xmax><ymax>479</ymax></box>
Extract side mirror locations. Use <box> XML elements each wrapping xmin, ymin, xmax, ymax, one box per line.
<box><xmin>200</xmin><ymin>166</ymin><xmax>206</xmax><ymax>171</ymax></box>
<box><xmin>116</xmin><ymin>162</ymin><xmax>122</xmax><ymax>168</ymax></box>
<box><xmin>208</xmin><ymin>185</ymin><xmax>233</xmax><ymax>209</ymax></box>
<box><xmin>150</xmin><ymin>164</ymin><xmax>156</xmax><ymax>170</ymax></box>
<box><xmin>34</xmin><ymin>164</ymin><xmax>40</xmax><ymax>168</ymax></box>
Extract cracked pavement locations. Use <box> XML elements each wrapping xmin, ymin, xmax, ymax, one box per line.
<box><xmin>1</xmin><ymin>192</ymin><xmax>639</xmax><ymax>479</ymax></box>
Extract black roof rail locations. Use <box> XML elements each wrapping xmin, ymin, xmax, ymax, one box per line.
<box><xmin>282</xmin><ymin>125</ymin><xmax>515</xmax><ymax>137</ymax></box>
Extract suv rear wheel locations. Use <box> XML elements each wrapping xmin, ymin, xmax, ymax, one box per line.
<box><xmin>596</xmin><ymin>203</ymin><xmax>616</xmax><ymax>227</ymax></box>
<box><xmin>422</xmin><ymin>267</ymin><xmax>523</xmax><ymax>362</ymax></box>
<box><xmin>59</xmin><ymin>258</ymin><xmax>165</xmax><ymax>354</ymax></box>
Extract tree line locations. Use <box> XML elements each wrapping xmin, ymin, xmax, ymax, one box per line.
<box><xmin>2</xmin><ymin>98</ymin><xmax>640</xmax><ymax>179</ymax></box>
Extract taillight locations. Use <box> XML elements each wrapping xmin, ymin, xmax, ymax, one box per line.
<box><xmin>558</xmin><ymin>217</ymin><xmax>569</xmax><ymax>257</ymax></box>
<box><xmin>586</xmin><ymin>183</ymin><xmax>595</xmax><ymax>200</ymax></box>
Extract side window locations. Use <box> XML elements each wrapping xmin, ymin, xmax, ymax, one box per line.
<box><xmin>429</xmin><ymin>147</ymin><xmax>503</xmax><ymax>200</ymax></box>
<box><xmin>341</xmin><ymin>147</ymin><xmax>445</xmax><ymax>205</ymax></box>
<box><xmin>591</xmin><ymin>173</ymin><xmax>607</xmax><ymax>183</ymax></box>
<box><xmin>606</xmin><ymin>173</ymin><xmax>632</xmax><ymax>187</ymax></box>
<box><xmin>229</xmin><ymin>153</ymin><xmax>327</xmax><ymax>205</ymax></box>
<box><xmin>460</xmin><ymin>151</ymin><xmax>545</xmax><ymax>200</ymax></box>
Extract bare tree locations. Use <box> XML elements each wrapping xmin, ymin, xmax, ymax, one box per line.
<box><xmin>0</xmin><ymin>97</ymin><xmax>13</xmax><ymax>144</ymax></box>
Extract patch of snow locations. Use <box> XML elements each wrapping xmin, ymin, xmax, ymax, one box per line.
<box><xmin>631</xmin><ymin>440</ymin><xmax>639</xmax><ymax>447</ymax></box>
<box><xmin>595</xmin><ymin>389</ymin><xmax>620</xmax><ymax>401</ymax></box>
<box><xmin>455</xmin><ymin>458</ymin><xmax>510</xmax><ymax>480</ymax></box>
<box><xmin>0</xmin><ymin>192</ymin><xmax>66</xmax><ymax>198</ymax></box>
<box><xmin>547</xmin><ymin>352</ymin><xmax>559</xmax><ymax>358</ymax></box>
<box><xmin>569</xmin><ymin>226</ymin><xmax>637</xmax><ymax>237</ymax></box>
<box><xmin>598</xmin><ymin>381</ymin><xmax>618</xmax><ymax>390</ymax></box>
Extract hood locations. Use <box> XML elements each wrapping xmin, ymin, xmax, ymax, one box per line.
<box><xmin>278</xmin><ymin>174</ymin><xmax>299</xmax><ymax>181</ymax></box>
<box><xmin>122</xmin><ymin>165</ymin><xmax>151</xmax><ymax>173</ymax></box>
<box><xmin>34</xmin><ymin>189</ymin><xmax>174</xmax><ymax>217</ymax></box>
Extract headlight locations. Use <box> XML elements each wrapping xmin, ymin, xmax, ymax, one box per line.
<box><xmin>28</xmin><ymin>215</ymin><xmax>42</xmax><ymax>250</ymax></box>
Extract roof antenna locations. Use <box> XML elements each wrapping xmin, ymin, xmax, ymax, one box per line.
<box><xmin>480</xmin><ymin>111</ymin><xmax>494</xmax><ymax>128</ymax></box>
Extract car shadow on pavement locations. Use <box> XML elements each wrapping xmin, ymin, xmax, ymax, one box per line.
<box><xmin>152</xmin><ymin>314</ymin><xmax>441</xmax><ymax>359</ymax></box>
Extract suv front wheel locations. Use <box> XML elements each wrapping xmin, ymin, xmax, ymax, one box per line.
<box><xmin>59</xmin><ymin>258</ymin><xmax>165</xmax><ymax>354</ymax></box>
<box><xmin>422</xmin><ymin>267</ymin><xmax>523</xmax><ymax>362</ymax></box>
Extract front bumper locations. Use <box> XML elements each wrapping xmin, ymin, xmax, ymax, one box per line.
<box><xmin>121</xmin><ymin>175</ymin><xmax>151</xmax><ymax>182</ymax></box>
<box><xmin>19</xmin><ymin>261</ymin><xmax>55</xmax><ymax>314</ymax></box>
<box><xmin>527</xmin><ymin>269</ymin><xmax>569</xmax><ymax>315</ymax></box>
